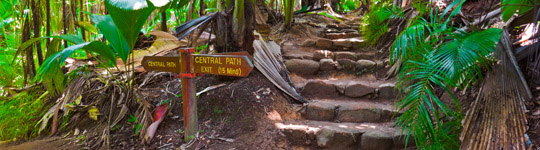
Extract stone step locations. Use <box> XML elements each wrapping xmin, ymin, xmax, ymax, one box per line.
<box><xmin>285</xmin><ymin>58</ymin><xmax>385</xmax><ymax>77</ymax></box>
<box><xmin>304</xmin><ymin>100</ymin><xmax>400</xmax><ymax>123</ymax></box>
<box><xmin>323</xmin><ymin>28</ymin><xmax>358</xmax><ymax>34</ymax></box>
<box><xmin>277</xmin><ymin>120</ymin><xmax>415</xmax><ymax>150</ymax></box>
<box><xmin>297</xmin><ymin>78</ymin><xmax>400</xmax><ymax>99</ymax></box>
<box><xmin>324</xmin><ymin>32</ymin><xmax>360</xmax><ymax>39</ymax></box>
<box><xmin>313</xmin><ymin>37</ymin><xmax>366</xmax><ymax>50</ymax></box>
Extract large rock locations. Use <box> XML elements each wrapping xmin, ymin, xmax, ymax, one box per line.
<box><xmin>375</xmin><ymin>60</ymin><xmax>385</xmax><ymax>69</ymax></box>
<box><xmin>285</xmin><ymin>59</ymin><xmax>319</xmax><ymax>75</ymax></box>
<box><xmin>281</xmin><ymin>128</ymin><xmax>309</xmax><ymax>145</ymax></box>
<box><xmin>284</xmin><ymin>50</ymin><xmax>313</xmax><ymax>60</ymax></box>
<box><xmin>337</xmin><ymin>108</ymin><xmax>381</xmax><ymax>122</ymax></box>
<box><xmin>333</xmin><ymin>39</ymin><xmax>353</xmax><ymax>48</ymax></box>
<box><xmin>357</xmin><ymin>52</ymin><xmax>376</xmax><ymax>60</ymax></box>
<box><xmin>360</xmin><ymin>131</ymin><xmax>394</xmax><ymax>150</ymax></box>
<box><xmin>350</xmin><ymin>38</ymin><xmax>365</xmax><ymax>49</ymax></box>
<box><xmin>378</xmin><ymin>83</ymin><xmax>398</xmax><ymax>99</ymax></box>
<box><xmin>316</xmin><ymin>38</ymin><xmax>333</xmax><ymax>49</ymax></box>
<box><xmin>316</xmin><ymin>126</ymin><xmax>362</xmax><ymax>148</ymax></box>
<box><xmin>325</xmin><ymin>32</ymin><xmax>360</xmax><ymax>39</ymax></box>
<box><xmin>302</xmin><ymin>81</ymin><xmax>338</xmax><ymax>98</ymax></box>
<box><xmin>344</xmin><ymin>83</ymin><xmax>374</xmax><ymax>97</ymax></box>
<box><xmin>313</xmin><ymin>50</ymin><xmax>334</xmax><ymax>61</ymax></box>
<box><xmin>356</xmin><ymin>60</ymin><xmax>376</xmax><ymax>71</ymax></box>
<box><xmin>319</xmin><ymin>59</ymin><xmax>336</xmax><ymax>71</ymax></box>
<box><xmin>301</xmin><ymin>39</ymin><xmax>317</xmax><ymax>47</ymax></box>
<box><xmin>335</xmin><ymin>51</ymin><xmax>358</xmax><ymax>61</ymax></box>
<box><xmin>305</xmin><ymin>102</ymin><xmax>336</xmax><ymax>121</ymax></box>
<box><xmin>393</xmin><ymin>130</ymin><xmax>416</xmax><ymax>149</ymax></box>
<box><xmin>324</xmin><ymin>28</ymin><xmax>340</xmax><ymax>33</ymax></box>
<box><xmin>336</xmin><ymin>59</ymin><xmax>357</xmax><ymax>70</ymax></box>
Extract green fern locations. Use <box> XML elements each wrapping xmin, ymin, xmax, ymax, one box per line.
<box><xmin>392</xmin><ymin>0</ymin><xmax>503</xmax><ymax>149</ymax></box>
<box><xmin>361</xmin><ymin>1</ymin><xmax>403</xmax><ymax>45</ymax></box>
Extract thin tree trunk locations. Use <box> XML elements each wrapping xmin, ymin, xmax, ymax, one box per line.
<box><xmin>46</xmin><ymin>0</ymin><xmax>51</xmax><ymax>47</ymax></box>
<box><xmin>80</xmin><ymin>0</ymin><xmax>86</xmax><ymax>41</ymax></box>
<box><xmin>161</xmin><ymin>12</ymin><xmax>167</xmax><ymax>32</ymax></box>
<box><xmin>22</xmin><ymin>15</ymin><xmax>35</xmax><ymax>84</ymax></box>
<box><xmin>187</xmin><ymin>0</ymin><xmax>194</xmax><ymax>22</ymax></box>
<box><xmin>199</xmin><ymin>0</ymin><xmax>206</xmax><ymax>16</ymax></box>
<box><xmin>32</xmin><ymin>0</ymin><xmax>43</xmax><ymax>65</ymax></box>
<box><xmin>243</xmin><ymin>0</ymin><xmax>255</xmax><ymax>54</ymax></box>
<box><xmin>233</xmin><ymin>0</ymin><xmax>244</xmax><ymax>45</ymax></box>
<box><xmin>62</xmin><ymin>0</ymin><xmax>68</xmax><ymax>48</ymax></box>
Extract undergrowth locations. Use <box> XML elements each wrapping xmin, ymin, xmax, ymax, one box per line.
<box><xmin>361</xmin><ymin>0</ymin><xmax>403</xmax><ymax>45</ymax></box>
<box><xmin>0</xmin><ymin>91</ymin><xmax>47</xmax><ymax>141</ymax></box>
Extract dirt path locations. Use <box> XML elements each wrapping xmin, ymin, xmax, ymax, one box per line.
<box><xmin>0</xmin><ymin>137</ymin><xmax>77</xmax><ymax>150</ymax></box>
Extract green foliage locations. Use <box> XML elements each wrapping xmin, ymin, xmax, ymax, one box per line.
<box><xmin>37</xmin><ymin>41</ymin><xmax>117</xmax><ymax>80</ymax></box>
<box><xmin>337</xmin><ymin>0</ymin><xmax>360</xmax><ymax>12</ymax></box>
<box><xmin>104</xmin><ymin>0</ymin><xmax>156</xmax><ymax>62</ymax></box>
<box><xmin>361</xmin><ymin>1</ymin><xmax>403</xmax><ymax>45</ymax></box>
<box><xmin>0</xmin><ymin>49</ymin><xmax>23</xmax><ymax>91</ymax></box>
<box><xmin>501</xmin><ymin>0</ymin><xmax>533</xmax><ymax>22</ymax></box>
<box><xmin>89</xmin><ymin>14</ymin><xmax>130</xmax><ymax>62</ymax></box>
<box><xmin>391</xmin><ymin>0</ymin><xmax>503</xmax><ymax>149</ymax></box>
<box><xmin>0</xmin><ymin>91</ymin><xmax>47</xmax><ymax>141</ymax></box>
<box><xmin>307</xmin><ymin>11</ymin><xmax>343</xmax><ymax>22</ymax></box>
<box><xmin>282</xmin><ymin>0</ymin><xmax>294</xmax><ymax>26</ymax></box>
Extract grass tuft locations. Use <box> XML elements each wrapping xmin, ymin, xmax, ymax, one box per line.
<box><xmin>0</xmin><ymin>91</ymin><xmax>46</xmax><ymax>141</ymax></box>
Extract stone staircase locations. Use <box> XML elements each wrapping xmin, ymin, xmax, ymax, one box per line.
<box><xmin>278</xmin><ymin>20</ymin><xmax>415</xmax><ymax>150</ymax></box>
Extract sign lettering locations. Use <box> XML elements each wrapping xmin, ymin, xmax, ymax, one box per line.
<box><xmin>141</xmin><ymin>56</ymin><xmax>181</xmax><ymax>73</ymax></box>
<box><xmin>193</xmin><ymin>54</ymin><xmax>253</xmax><ymax>77</ymax></box>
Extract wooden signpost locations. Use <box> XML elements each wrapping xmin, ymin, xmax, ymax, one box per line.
<box><xmin>142</xmin><ymin>48</ymin><xmax>254</xmax><ymax>142</ymax></box>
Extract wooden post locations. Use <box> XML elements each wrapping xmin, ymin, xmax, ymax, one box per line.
<box><xmin>180</xmin><ymin>48</ymin><xmax>198</xmax><ymax>142</ymax></box>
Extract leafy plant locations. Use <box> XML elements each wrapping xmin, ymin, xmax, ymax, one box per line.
<box><xmin>282</xmin><ymin>0</ymin><xmax>294</xmax><ymax>27</ymax></box>
<box><xmin>361</xmin><ymin>0</ymin><xmax>403</xmax><ymax>45</ymax></box>
<box><xmin>0</xmin><ymin>91</ymin><xmax>47</xmax><ymax>140</ymax></box>
<box><xmin>501</xmin><ymin>0</ymin><xmax>533</xmax><ymax>22</ymax></box>
<box><xmin>391</xmin><ymin>0</ymin><xmax>502</xmax><ymax>149</ymax></box>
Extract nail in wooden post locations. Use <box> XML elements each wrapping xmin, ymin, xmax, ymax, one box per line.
<box><xmin>180</xmin><ymin>48</ymin><xmax>197</xmax><ymax>142</ymax></box>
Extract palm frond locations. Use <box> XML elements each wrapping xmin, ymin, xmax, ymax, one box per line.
<box><xmin>435</xmin><ymin>28</ymin><xmax>502</xmax><ymax>87</ymax></box>
<box><xmin>390</xmin><ymin>19</ymin><xmax>431</xmax><ymax>64</ymax></box>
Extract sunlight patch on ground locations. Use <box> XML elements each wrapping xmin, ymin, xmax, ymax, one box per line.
<box><xmin>267</xmin><ymin>110</ymin><xmax>282</xmax><ymax>121</ymax></box>
<box><xmin>274</xmin><ymin>123</ymin><xmax>322</xmax><ymax>133</ymax></box>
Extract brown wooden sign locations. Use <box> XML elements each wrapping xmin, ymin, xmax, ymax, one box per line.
<box><xmin>141</xmin><ymin>56</ymin><xmax>181</xmax><ymax>73</ymax></box>
<box><xmin>192</xmin><ymin>53</ymin><xmax>254</xmax><ymax>77</ymax></box>
<box><xmin>141</xmin><ymin>49</ymin><xmax>254</xmax><ymax>142</ymax></box>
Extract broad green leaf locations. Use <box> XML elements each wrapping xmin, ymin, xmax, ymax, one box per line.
<box><xmin>90</xmin><ymin>14</ymin><xmax>130</xmax><ymax>63</ymax></box>
<box><xmin>36</xmin><ymin>41</ymin><xmax>117</xmax><ymax>81</ymax></box>
<box><xmin>76</xmin><ymin>21</ymin><xmax>98</xmax><ymax>34</ymax></box>
<box><xmin>501</xmin><ymin>0</ymin><xmax>531</xmax><ymax>22</ymax></box>
<box><xmin>43</xmin><ymin>38</ymin><xmax>66</xmax><ymax>95</ymax></box>
<box><xmin>13</xmin><ymin>35</ymin><xmax>86</xmax><ymax>64</ymax></box>
<box><xmin>105</xmin><ymin>0</ymin><xmax>156</xmax><ymax>51</ymax></box>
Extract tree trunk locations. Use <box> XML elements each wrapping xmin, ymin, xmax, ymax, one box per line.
<box><xmin>80</xmin><ymin>0</ymin><xmax>86</xmax><ymax>41</ymax></box>
<box><xmin>199</xmin><ymin>0</ymin><xmax>206</xmax><ymax>16</ymax></box>
<box><xmin>284</xmin><ymin>0</ymin><xmax>293</xmax><ymax>27</ymax></box>
<box><xmin>187</xmin><ymin>0</ymin><xmax>194</xmax><ymax>22</ymax></box>
<box><xmin>243</xmin><ymin>0</ymin><xmax>255</xmax><ymax>54</ymax></box>
<box><xmin>32</xmin><ymin>0</ymin><xmax>43</xmax><ymax>65</ymax></box>
<box><xmin>62</xmin><ymin>0</ymin><xmax>68</xmax><ymax>48</ymax></box>
<box><xmin>233</xmin><ymin>0</ymin><xmax>244</xmax><ymax>45</ymax></box>
<box><xmin>161</xmin><ymin>12</ymin><xmax>167</xmax><ymax>32</ymax></box>
<box><xmin>46</xmin><ymin>0</ymin><xmax>51</xmax><ymax>47</ymax></box>
<box><xmin>22</xmin><ymin>15</ymin><xmax>35</xmax><ymax>85</ymax></box>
